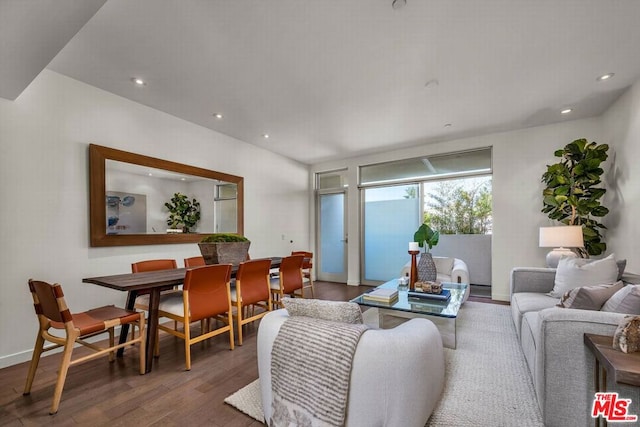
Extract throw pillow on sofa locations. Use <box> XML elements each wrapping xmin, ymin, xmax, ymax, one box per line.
<box><xmin>601</xmin><ymin>285</ymin><xmax>640</xmax><ymax>315</ymax></box>
<box><xmin>433</xmin><ymin>257</ymin><xmax>455</xmax><ymax>275</ymax></box>
<box><xmin>557</xmin><ymin>281</ymin><xmax>624</xmax><ymax>310</ymax></box>
<box><xmin>549</xmin><ymin>254</ymin><xmax>619</xmax><ymax>298</ymax></box>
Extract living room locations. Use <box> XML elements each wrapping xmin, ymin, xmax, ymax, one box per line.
<box><xmin>2</xmin><ymin>1</ymin><xmax>640</xmax><ymax>425</ymax></box>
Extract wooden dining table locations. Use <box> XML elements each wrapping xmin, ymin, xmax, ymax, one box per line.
<box><xmin>82</xmin><ymin>257</ymin><xmax>282</xmax><ymax>373</ymax></box>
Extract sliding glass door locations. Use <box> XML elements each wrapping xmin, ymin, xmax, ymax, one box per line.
<box><xmin>362</xmin><ymin>184</ymin><xmax>421</xmax><ymax>284</ymax></box>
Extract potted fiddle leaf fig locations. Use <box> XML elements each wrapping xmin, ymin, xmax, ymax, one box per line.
<box><xmin>165</xmin><ymin>193</ymin><xmax>201</xmax><ymax>233</ymax></box>
<box><xmin>413</xmin><ymin>223</ymin><xmax>440</xmax><ymax>281</ymax></box>
<box><xmin>541</xmin><ymin>138</ymin><xmax>609</xmax><ymax>257</ymax></box>
<box><xmin>198</xmin><ymin>233</ymin><xmax>251</xmax><ymax>266</ymax></box>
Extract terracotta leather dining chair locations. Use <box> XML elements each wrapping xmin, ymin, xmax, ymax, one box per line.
<box><xmin>155</xmin><ymin>264</ymin><xmax>235</xmax><ymax>370</ymax></box>
<box><xmin>270</xmin><ymin>254</ymin><xmax>305</xmax><ymax>308</ymax></box>
<box><xmin>231</xmin><ymin>259</ymin><xmax>273</xmax><ymax>345</ymax></box>
<box><xmin>131</xmin><ymin>259</ymin><xmax>179</xmax><ymax>344</ymax></box>
<box><xmin>184</xmin><ymin>256</ymin><xmax>206</xmax><ymax>268</ymax></box>
<box><xmin>24</xmin><ymin>279</ymin><xmax>146</xmax><ymax>414</ymax></box>
<box><xmin>291</xmin><ymin>251</ymin><xmax>315</xmax><ymax>298</ymax></box>
<box><xmin>131</xmin><ymin>259</ymin><xmax>179</xmax><ymax>310</ymax></box>
<box><xmin>131</xmin><ymin>259</ymin><xmax>178</xmax><ymax>273</ymax></box>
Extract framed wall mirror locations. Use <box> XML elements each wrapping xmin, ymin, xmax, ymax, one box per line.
<box><xmin>89</xmin><ymin>144</ymin><xmax>244</xmax><ymax>247</ymax></box>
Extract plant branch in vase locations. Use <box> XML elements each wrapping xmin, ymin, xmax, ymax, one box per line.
<box><xmin>413</xmin><ymin>223</ymin><xmax>440</xmax><ymax>282</ymax></box>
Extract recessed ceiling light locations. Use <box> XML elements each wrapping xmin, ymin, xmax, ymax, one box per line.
<box><xmin>597</xmin><ymin>73</ymin><xmax>615</xmax><ymax>81</ymax></box>
<box><xmin>148</xmin><ymin>173</ymin><xmax>153</xmax><ymax>176</ymax></box>
<box><xmin>561</xmin><ymin>108</ymin><xmax>572</xmax><ymax>114</ymax></box>
<box><xmin>131</xmin><ymin>78</ymin><xmax>146</xmax><ymax>86</ymax></box>
<box><xmin>425</xmin><ymin>79</ymin><xmax>439</xmax><ymax>89</ymax></box>
<box><xmin>262</xmin><ymin>134</ymin><xmax>270</xmax><ymax>139</ymax></box>
<box><xmin>181</xmin><ymin>178</ymin><xmax>186</xmax><ymax>181</ymax></box>
<box><xmin>213</xmin><ymin>113</ymin><xmax>223</xmax><ymax>119</ymax></box>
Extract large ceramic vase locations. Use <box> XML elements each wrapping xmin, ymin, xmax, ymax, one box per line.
<box><xmin>417</xmin><ymin>252</ymin><xmax>437</xmax><ymax>282</ymax></box>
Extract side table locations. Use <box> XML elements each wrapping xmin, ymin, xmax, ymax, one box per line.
<box><xmin>584</xmin><ymin>333</ymin><xmax>640</xmax><ymax>426</ymax></box>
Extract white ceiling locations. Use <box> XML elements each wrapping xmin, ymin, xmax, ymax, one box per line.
<box><xmin>4</xmin><ymin>0</ymin><xmax>640</xmax><ymax>164</ymax></box>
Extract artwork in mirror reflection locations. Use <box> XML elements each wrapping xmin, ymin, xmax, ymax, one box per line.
<box><xmin>105</xmin><ymin>160</ymin><xmax>237</xmax><ymax>234</ymax></box>
<box><xmin>106</xmin><ymin>191</ymin><xmax>146</xmax><ymax>234</ymax></box>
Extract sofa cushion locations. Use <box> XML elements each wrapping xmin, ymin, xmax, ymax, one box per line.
<box><xmin>433</xmin><ymin>257</ymin><xmax>455</xmax><ymax>275</ymax></box>
<box><xmin>601</xmin><ymin>285</ymin><xmax>640</xmax><ymax>315</ymax></box>
<box><xmin>436</xmin><ymin>273</ymin><xmax>451</xmax><ymax>283</ymax></box>
<box><xmin>557</xmin><ymin>281</ymin><xmax>624</xmax><ymax>310</ymax></box>
<box><xmin>520</xmin><ymin>312</ymin><xmax>540</xmax><ymax>378</ymax></box>
<box><xmin>511</xmin><ymin>292</ymin><xmax>559</xmax><ymax>337</ymax></box>
<box><xmin>549</xmin><ymin>254</ymin><xmax>619</xmax><ymax>298</ymax></box>
<box><xmin>282</xmin><ymin>297</ymin><xmax>363</xmax><ymax>324</ymax></box>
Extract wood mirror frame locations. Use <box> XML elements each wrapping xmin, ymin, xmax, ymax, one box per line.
<box><xmin>89</xmin><ymin>144</ymin><xmax>244</xmax><ymax>247</ymax></box>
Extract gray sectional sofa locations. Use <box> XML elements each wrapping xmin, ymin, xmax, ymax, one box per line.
<box><xmin>510</xmin><ymin>267</ymin><xmax>640</xmax><ymax>427</ymax></box>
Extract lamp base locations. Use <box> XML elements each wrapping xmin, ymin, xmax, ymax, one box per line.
<box><xmin>546</xmin><ymin>247</ymin><xmax>577</xmax><ymax>268</ymax></box>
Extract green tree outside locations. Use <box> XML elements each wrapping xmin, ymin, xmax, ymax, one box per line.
<box><xmin>424</xmin><ymin>178</ymin><xmax>492</xmax><ymax>234</ymax></box>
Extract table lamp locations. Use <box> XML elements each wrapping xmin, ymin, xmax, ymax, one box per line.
<box><xmin>539</xmin><ymin>225</ymin><xmax>584</xmax><ymax>268</ymax></box>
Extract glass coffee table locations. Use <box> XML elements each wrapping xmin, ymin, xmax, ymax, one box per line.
<box><xmin>351</xmin><ymin>279</ymin><xmax>468</xmax><ymax>349</ymax></box>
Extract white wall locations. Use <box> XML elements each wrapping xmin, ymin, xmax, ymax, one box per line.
<box><xmin>0</xmin><ymin>70</ymin><xmax>309</xmax><ymax>368</ymax></box>
<box><xmin>601</xmin><ymin>80</ymin><xmax>640</xmax><ymax>274</ymax></box>
<box><xmin>311</xmin><ymin>116</ymin><xmax>606</xmax><ymax>301</ymax></box>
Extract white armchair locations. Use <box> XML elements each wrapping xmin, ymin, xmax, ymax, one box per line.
<box><xmin>400</xmin><ymin>256</ymin><xmax>470</xmax><ymax>301</ymax></box>
<box><xmin>257</xmin><ymin>309</ymin><xmax>445</xmax><ymax>427</ymax></box>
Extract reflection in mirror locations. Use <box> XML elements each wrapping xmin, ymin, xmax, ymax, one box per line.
<box><xmin>214</xmin><ymin>183</ymin><xmax>238</xmax><ymax>232</ymax></box>
<box><xmin>90</xmin><ymin>144</ymin><xmax>244</xmax><ymax>247</ymax></box>
<box><xmin>105</xmin><ymin>161</ymin><xmax>237</xmax><ymax>235</ymax></box>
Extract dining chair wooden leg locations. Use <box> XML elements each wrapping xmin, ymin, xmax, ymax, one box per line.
<box><xmin>228</xmin><ymin>312</ymin><xmax>235</xmax><ymax>351</ymax></box>
<box><xmin>23</xmin><ymin>333</ymin><xmax>45</xmax><ymax>396</ymax></box>
<box><xmin>236</xmin><ymin>301</ymin><xmax>243</xmax><ymax>346</ymax></box>
<box><xmin>50</xmin><ymin>334</ymin><xmax>77</xmax><ymax>415</ymax></box>
<box><xmin>184</xmin><ymin>320</ymin><xmax>192</xmax><ymax>371</ymax></box>
<box><xmin>274</xmin><ymin>291</ymin><xmax>284</xmax><ymax>308</ymax></box>
<box><xmin>308</xmin><ymin>279</ymin><xmax>315</xmax><ymax>299</ymax></box>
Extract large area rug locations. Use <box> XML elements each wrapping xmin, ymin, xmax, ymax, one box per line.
<box><xmin>224</xmin><ymin>301</ymin><xmax>544</xmax><ymax>426</ymax></box>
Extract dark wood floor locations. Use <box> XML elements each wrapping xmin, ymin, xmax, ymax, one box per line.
<box><xmin>1</xmin><ymin>282</ymin><xmax>504</xmax><ymax>426</ymax></box>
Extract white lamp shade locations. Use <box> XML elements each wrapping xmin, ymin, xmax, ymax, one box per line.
<box><xmin>539</xmin><ymin>226</ymin><xmax>584</xmax><ymax>248</ymax></box>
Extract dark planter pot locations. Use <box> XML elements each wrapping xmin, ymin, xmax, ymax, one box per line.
<box><xmin>198</xmin><ymin>241</ymin><xmax>251</xmax><ymax>266</ymax></box>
